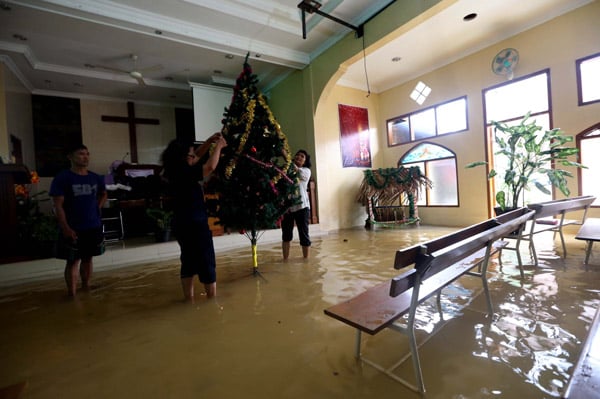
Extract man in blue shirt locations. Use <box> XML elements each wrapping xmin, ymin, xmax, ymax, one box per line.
<box><xmin>50</xmin><ymin>144</ymin><xmax>107</xmax><ymax>297</ymax></box>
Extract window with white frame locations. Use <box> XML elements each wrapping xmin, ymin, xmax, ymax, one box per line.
<box><xmin>399</xmin><ymin>142</ymin><xmax>458</xmax><ymax>206</ymax></box>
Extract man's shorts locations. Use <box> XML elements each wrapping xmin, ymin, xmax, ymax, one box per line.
<box><xmin>55</xmin><ymin>227</ymin><xmax>105</xmax><ymax>261</ymax></box>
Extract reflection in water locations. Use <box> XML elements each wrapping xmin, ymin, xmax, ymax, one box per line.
<box><xmin>469</xmin><ymin>236</ymin><xmax>598</xmax><ymax>397</ymax></box>
<box><xmin>0</xmin><ymin>227</ymin><xmax>598</xmax><ymax>399</ymax></box>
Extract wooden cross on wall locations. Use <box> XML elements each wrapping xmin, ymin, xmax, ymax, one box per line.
<box><xmin>101</xmin><ymin>101</ymin><xmax>160</xmax><ymax>163</ymax></box>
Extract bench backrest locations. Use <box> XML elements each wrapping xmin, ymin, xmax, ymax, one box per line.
<box><xmin>527</xmin><ymin>195</ymin><xmax>595</xmax><ymax>220</ymax></box>
<box><xmin>393</xmin><ymin>218</ymin><xmax>501</xmax><ymax>270</ymax></box>
<box><xmin>393</xmin><ymin>207</ymin><xmax>534</xmax><ymax>270</ymax></box>
<box><xmin>389</xmin><ymin>208</ymin><xmax>534</xmax><ymax>297</ymax></box>
<box><xmin>416</xmin><ymin>209</ymin><xmax>533</xmax><ymax>280</ymax></box>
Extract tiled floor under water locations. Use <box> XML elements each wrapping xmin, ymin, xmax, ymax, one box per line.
<box><xmin>0</xmin><ymin>225</ymin><xmax>599</xmax><ymax>399</ymax></box>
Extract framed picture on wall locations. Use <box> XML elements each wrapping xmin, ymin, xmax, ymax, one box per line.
<box><xmin>338</xmin><ymin>104</ymin><xmax>372</xmax><ymax>168</ymax></box>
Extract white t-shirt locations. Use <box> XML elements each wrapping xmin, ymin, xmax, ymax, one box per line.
<box><xmin>289</xmin><ymin>166</ymin><xmax>311</xmax><ymax>212</ymax></box>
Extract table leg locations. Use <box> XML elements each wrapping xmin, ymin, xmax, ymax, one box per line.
<box><xmin>584</xmin><ymin>241</ymin><xmax>593</xmax><ymax>264</ymax></box>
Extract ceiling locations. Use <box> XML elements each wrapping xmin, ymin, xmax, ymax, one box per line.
<box><xmin>0</xmin><ymin>0</ymin><xmax>593</xmax><ymax>108</ymax></box>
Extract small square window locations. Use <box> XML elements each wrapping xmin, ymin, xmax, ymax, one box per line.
<box><xmin>410</xmin><ymin>81</ymin><xmax>431</xmax><ymax>105</ymax></box>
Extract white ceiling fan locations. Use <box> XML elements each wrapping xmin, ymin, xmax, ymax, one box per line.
<box><xmin>93</xmin><ymin>54</ymin><xmax>162</xmax><ymax>86</ymax></box>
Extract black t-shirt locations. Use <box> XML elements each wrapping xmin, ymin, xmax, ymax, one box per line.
<box><xmin>166</xmin><ymin>162</ymin><xmax>207</xmax><ymax>224</ymax></box>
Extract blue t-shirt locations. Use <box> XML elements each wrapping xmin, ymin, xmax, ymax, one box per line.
<box><xmin>49</xmin><ymin>170</ymin><xmax>106</xmax><ymax>230</ymax></box>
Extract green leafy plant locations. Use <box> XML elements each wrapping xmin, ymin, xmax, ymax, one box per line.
<box><xmin>30</xmin><ymin>214</ymin><xmax>59</xmax><ymax>242</ymax></box>
<box><xmin>17</xmin><ymin>190</ymin><xmax>58</xmax><ymax>242</ymax></box>
<box><xmin>466</xmin><ymin>113</ymin><xmax>585</xmax><ymax>211</ymax></box>
<box><xmin>145</xmin><ymin>208</ymin><xmax>174</xmax><ymax>231</ymax></box>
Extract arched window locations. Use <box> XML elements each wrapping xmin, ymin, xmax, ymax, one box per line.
<box><xmin>577</xmin><ymin>123</ymin><xmax>600</xmax><ymax>206</ymax></box>
<box><xmin>398</xmin><ymin>142</ymin><xmax>458</xmax><ymax>206</ymax></box>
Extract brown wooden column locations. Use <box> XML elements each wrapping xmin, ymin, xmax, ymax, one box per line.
<box><xmin>308</xmin><ymin>179</ymin><xmax>318</xmax><ymax>224</ymax></box>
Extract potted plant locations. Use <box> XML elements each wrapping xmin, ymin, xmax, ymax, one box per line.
<box><xmin>15</xmin><ymin>189</ymin><xmax>60</xmax><ymax>257</ymax></box>
<box><xmin>466</xmin><ymin>113</ymin><xmax>585</xmax><ymax>212</ymax></box>
<box><xmin>145</xmin><ymin>207</ymin><xmax>174</xmax><ymax>242</ymax></box>
<box><xmin>31</xmin><ymin>213</ymin><xmax>60</xmax><ymax>257</ymax></box>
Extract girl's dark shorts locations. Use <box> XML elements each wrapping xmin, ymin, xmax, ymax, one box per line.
<box><xmin>176</xmin><ymin>221</ymin><xmax>216</xmax><ymax>283</ymax></box>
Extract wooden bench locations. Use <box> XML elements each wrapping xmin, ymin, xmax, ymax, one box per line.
<box><xmin>504</xmin><ymin>195</ymin><xmax>596</xmax><ymax>274</ymax></box>
<box><xmin>324</xmin><ymin>208</ymin><xmax>534</xmax><ymax>393</ymax></box>
<box><xmin>575</xmin><ymin>218</ymin><xmax>600</xmax><ymax>265</ymax></box>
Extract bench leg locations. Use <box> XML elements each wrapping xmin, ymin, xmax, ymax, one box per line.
<box><xmin>529</xmin><ymin>237</ymin><xmax>539</xmax><ymax>268</ymax></box>
<box><xmin>481</xmin><ymin>273</ymin><xmax>494</xmax><ymax>316</ymax></box>
<box><xmin>558</xmin><ymin>228</ymin><xmax>568</xmax><ymax>257</ymax></box>
<box><xmin>584</xmin><ymin>241</ymin><xmax>593</xmax><ymax>265</ymax></box>
<box><xmin>407</xmin><ymin>328</ymin><xmax>426</xmax><ymax>393</ymax></box>
<box><xmin>480</xmin><ymin>246</ymin><xmax>494</xmax><ymax>316</ymax></box>
<box><xmin>513</xmin><ymin>237</ymin><xmax>525</xmax><ymax>279</ymax></box>
<box><xmin>436</xmin><ymin>291</ymin><xmax>444</xmax><ymax>321</ymax></box>
<box><xmin>354</xmin><ymin>330</ymin><xmax>362</xmax><ymax>358</ymax></box>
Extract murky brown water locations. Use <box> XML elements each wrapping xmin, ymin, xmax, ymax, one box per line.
<box><xmin>0</xmin><ymin>226</ymin><xmax>598</xmax><ymax>398</ymax></box>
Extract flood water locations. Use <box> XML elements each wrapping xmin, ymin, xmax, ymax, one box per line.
<box><xmin>0</xmin><ymin>226</ymin><xmax>598</xmax><ymax>398</ymax></box>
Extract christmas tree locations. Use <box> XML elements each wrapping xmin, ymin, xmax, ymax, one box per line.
<box><xmin>207</xmin><ymin>55</ymin><xmax>300</xmax><ymax>271</ymax></box>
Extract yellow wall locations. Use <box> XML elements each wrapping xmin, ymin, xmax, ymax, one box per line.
<box><xmin>314</xmin><ymin>84</ymin><xmax>381</xmax><ymax>230</ymax></box>
<box><xmin>376</xmin><ymin>1</ymin><xmax>600</xmax><ymax>226</ymax></box>
<box><xmin>273</xmin><ymin>1</ymin><xmax>600</xmax><ymax>231</ymax></box>
<box><xmin>80</xmin><ymin>99</ymin><xmax>177</xmax><ymax>174</ymax></box>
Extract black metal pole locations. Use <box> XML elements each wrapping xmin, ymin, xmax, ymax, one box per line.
<box><xmin>313</xmin><ymin>8</ymin><xmax>359</xmax><ymax>33</ymax></box>
<box><xmin>301</xmin><ymin>9</ymin><xmax>307</xmax><ymax>39</ymax></box>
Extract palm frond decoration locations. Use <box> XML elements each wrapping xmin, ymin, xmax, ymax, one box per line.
<box><xmin>357</xmin><ymin>167</ymin><xmax>432</xmax><ymax>226</ymax></box>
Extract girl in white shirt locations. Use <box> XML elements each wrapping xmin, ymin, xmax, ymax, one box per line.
<box><xmin>282</xmin><ymin>150</ymin><xmax>312</xmax><ymax>259</ymax></box>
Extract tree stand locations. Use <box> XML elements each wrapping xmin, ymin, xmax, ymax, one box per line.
<box><xmin>244</xmin><ymin>229</ymin><xmax>266</xmax><ymax>279</ymax></box>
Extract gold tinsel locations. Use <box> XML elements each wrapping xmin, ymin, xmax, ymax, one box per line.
<box><xmin>224</xmin><ymin>91</ymin><xmax>292</xmax><ymax>184</ymax></box>
<box><xmin>225</xmin><ymin>93</ymin><xmax>255</xmax><ymax>179</ymax></box>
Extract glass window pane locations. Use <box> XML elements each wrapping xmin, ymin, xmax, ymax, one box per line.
<box><xmin>400</xmin><ymin>144</ymin><xmax>458</xmax><ymax>206</ymax></box>
<box><xmin>485</xmin><ymin>73</ymin><xmax>548</xmax><ymax>122</ymax></box>
<box><xmin>387</xmin><ymin>117</ymin><xmax>410</xmax><ymax>145</ymax></box>
<box><xmin>491</xmin><ymin>113</ymin><xmax>552</xmax><ymax>206</ymax></box>
<box><xmin>411</xmin><ymin>109</ymin><xmax>436</xmax><ymax>140</ymax></box>
<box><xmin>581</xmin><ymin>135</ymin><xmax>600</xmax><ymax>205</ymax></box>
<box><xmin>437</xmin><ymin>98</ymin><xmax>467</xmax><ymax>134</ymax></box>
<box><xmin>580</xmin><ymin>55</ymin><xmax>600</xmax><ymax>103</ymax></box>
<box><xmin>401</xmin><ymin>143</ymin><xmax>453</xmax><ymax>163</ymax></box>
<box><xmin>408</xmin><ymin>162</ymin><xmax>427</xmax><ymax>206</ymax></box>
<box><xmin>427</xmin><ymin>158</ymin><xmax>458</xmax><ymax>205</ymax></box>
